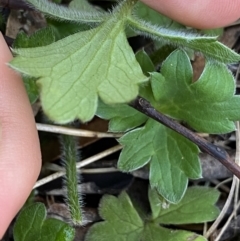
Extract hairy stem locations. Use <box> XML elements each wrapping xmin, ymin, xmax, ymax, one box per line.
<box><xmin>60</xmin><ymin>134</ymin><xmax>83</xmax><ymax>226</ymax></box>
<box><xmin>127</xmin><ymin>16</ymin><xmax>240</xmax><ymax>63</ymax></box>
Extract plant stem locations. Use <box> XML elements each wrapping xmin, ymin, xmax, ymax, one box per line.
<box><xmin>61</xmin><ymin>134</ymin><xmax>83</xmax><ymax>226</ymax></box>
<box><xmin>130</xmin><ymin>96</ymin><xmax>240</xmax><ymax>179</ymax></box>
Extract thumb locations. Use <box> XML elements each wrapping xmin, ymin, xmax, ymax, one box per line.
<box><xmin>141</xmin><ymin>0</ymin><xmax>240</xmax><ymax>29</ymax></box>
<box><xmin>0</xmin><ymin>33</ymin><xmax>41</xmax><ymax>238</ymax></box>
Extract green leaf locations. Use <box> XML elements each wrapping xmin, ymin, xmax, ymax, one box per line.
<box><xmin>86</xmin><ymin>190</ymin><xmax>214</xmax><ymax>241</ymax></box>
<box><xmin>13</xmin><ymin>203</ymin><xmax>75</xmax><ymax>241</ymax></box>
<box><xmin>148</xmin><ymin>187</ymin><xmax>162</xmax><ymax>219</ymax></box>
<box><xmin>47</xmin><ymin>19</ymin><xmax>90</xmax><ymax>41</ymax></box>
<box><xmin>23</xmin><ymin>76</ymin><xmax>39</xmax><ymax>104</ymax></box>
<box><xmin>11</xmin><ymin>15</ymin><xmax>147</xmax><ymax>123</ymax></box>
<box><xmin>14</xmin><ymin>28</ymin><xmax>55</xmax><ymax>48</ymax></box>
<box><xmin>142</xmin><ymin>223</ymin><xmax>207</xmax><ymax>241</ymax></box>
<box><xmin>135</xmin><ymin>49</ymin><xmax>155</xmax><ymax>75</ymax></box>
<box><xmin>69</xmin><ymin>0</ymin><xmax>104</xmax><ymax>14</ymax></box>
<box><xmin>96</xmin><ymin>83</ymin><xmax>154</xmax><ymax>133</ymax></box>
<box><xmin>133</xmin><ymin>4</ymin><xmax>184</xmax><ymax>67</ymax></box>
<box><xmin>13</xmin><ymin>203</ymin><xmax>45</xmax><ymax>241</ymax></box>
<box><xmin>13</xmin><ymin>28</ymin><xmax>56</xmax><ymax>104</ymax></box>
<box><xmin>24</xmin><ymin>0</ymin><xmax>107</xmax><ymax>23</ymax></box>
<box><xmin>47</xmin><ymin>0</ymin><xmax>101</xmax><ymax>41</ymax></box>
<box><xmin>128</xmin><ymin>16</ymin><xmax>240</xmax><ymax>63</ymax></box>
<box><xmin>85</xmin><ymin>192</ymin><xmax>144</xmax><ymax>241</ymax></box>
<box><xmin>40</xmin><ymin>219</ymin><xmax>75</xmax><ymax>241</ymax></box>
<box><xmin>96</xmin><ymin>49</ymin><xmax>154</xmax><ymax>132</ymax></box>
<box><xmin>97</xmin><ymin>100</ymin><xmax>147</xmax><ymax>132</ymax></box>
<box><xmin>151</xmin><ymin>49</ymin><xmax>240</xmax><ymax>133</ymax></box>
<box><xmin>152</xmin><ymin>186</ymin><xmax>220</xmax><ymax>224</ymax></box>
<box><xmin>118</xmin><ymin>119</ymin><xmax>201</xmax><ymax>203</ymax></box>
<box><xmin>150</xmin><ymin>44</ymin><xmax>176</xmax><ymax>67</ymax></box>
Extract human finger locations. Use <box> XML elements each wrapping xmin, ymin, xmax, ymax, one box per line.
<box><xmin>140</xmin><ymin>0</ymin><xmax>240</xmax><ymax>29</ymax></box>
<box><xmin>0</xmin><ymin>33</ymin><xmax>41</xmax><ymax>238</ymax></box>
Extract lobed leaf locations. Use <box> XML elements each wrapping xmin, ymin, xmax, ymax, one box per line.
<box><xmin>118</xmin><ymin>119</ymin><xmax>201</xmax><ymax>203</ymax></box>
<box><xmin>11</xmin><ymin>16</ymin><xmax>147</xmax><ymax>123</ymax></box>
<box><xmin>85</xmin><ymin>192</ymin><xmax>144</xmax><ymax>241</ymax></box>
<box><xmin>151</xmin><ymin>49</ymin><xmax>240</xmax><ymax>133</ymax></box>
<box><xmin>149</xmin><ymin>187</ymin><xmax>220</xmax><ymax>224</ymax></box>
<box><xmin>97</xmin><ymin>100</ymin><xmax>147</xmax><ymax>132</ymax></box>
<box><xmin>96</xmin><ymin>50</ymin><xmax>154</xmax><ymax>132</ymax></box>
<box><xmin>142</xmin><ymin>223</ymin><xmax>207</xmax><ymax>241</ymax></box>
<box><xmin>86</xmin><ymin>189</ymin><xmax>218</xmax><ymax>241</ymax></box>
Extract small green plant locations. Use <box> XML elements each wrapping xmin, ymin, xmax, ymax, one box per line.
<box><xmin>8</xmin><ymin>0</ymin><xmax>240</xmax><ymax>240</ymax></box>
<box><xmin>85</xmin><ymin>187</ymin><xmax>220</xmax><ymax>241</ymax></box>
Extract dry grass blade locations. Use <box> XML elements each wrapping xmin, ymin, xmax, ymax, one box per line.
<box><xmin>205</xmin><ymin>121</ymin><xmax>240</xmax><ymax>239</ymax></box>
<box><xmin>204</xmin><ymin>174</ymin><xmax>236</xmax><ymax>239</ymax></box>
<box><xmin>33</xmin><ymin>145</ymin><xmax>122</xmax><ymax>189</ymax></box>
<box><xmin>81</xmin><ymin>167</ymin><xmax>119</xmax><ymax>173</ymax></box>
<box><xmin>36</xmin><ymin>123</ymin><xmax>122</xmax><ymax>138</ymax></box>
<box><xmin>214</xmin><ymin>201</ymin><xmax>240</xmax><ymax>241</ymax></box>
<box><xmin>213</xmin><ymin>121</ymin><xmax>240</xmax><ymax>241</ymax></box>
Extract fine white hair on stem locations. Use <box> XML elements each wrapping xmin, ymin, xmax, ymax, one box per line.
<box><xmin>24</xmin><ymin>0</ymin><xmax>108</xmax><ymax>23</ymax></box>
<box><xmin>60</xmin><ymin>134</ymin><xmax>84</xmax><ymax>226</ymax></box>
<box><xmin>127</xmin><ymin>16</ymin><xmax>215</xmax><ymax>48</ymax></box>
<box><xmin>33</xmin><ymin>145</ymin><xmax>122</xmax><ymax>188</ymax></box>
<box><xmin>126</xmin><ymin>15</ymin><xmax>240</xmax><ymax>63</ymax></box>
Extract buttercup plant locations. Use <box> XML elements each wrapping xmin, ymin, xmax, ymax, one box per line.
<box><xmin>4</xmin><ymin>0</ymin><xmax>240</xmax><ymax>239</ymax></box>
<box><xmin>10</xmin><ymin>0</ymin><xmax>240</xmax><ymax>203</ymax></box>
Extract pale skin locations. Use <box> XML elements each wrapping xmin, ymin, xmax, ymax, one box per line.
<box><xmin>1</xmin><ymin>0</ymin><xmax>240</xmax><ymax>238</ymax></box>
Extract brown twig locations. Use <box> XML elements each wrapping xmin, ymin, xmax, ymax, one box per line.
<box><xmin>130</xmin><ymin>97</ymin><xmax>240</xmax><ymax>179</ymax></box>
